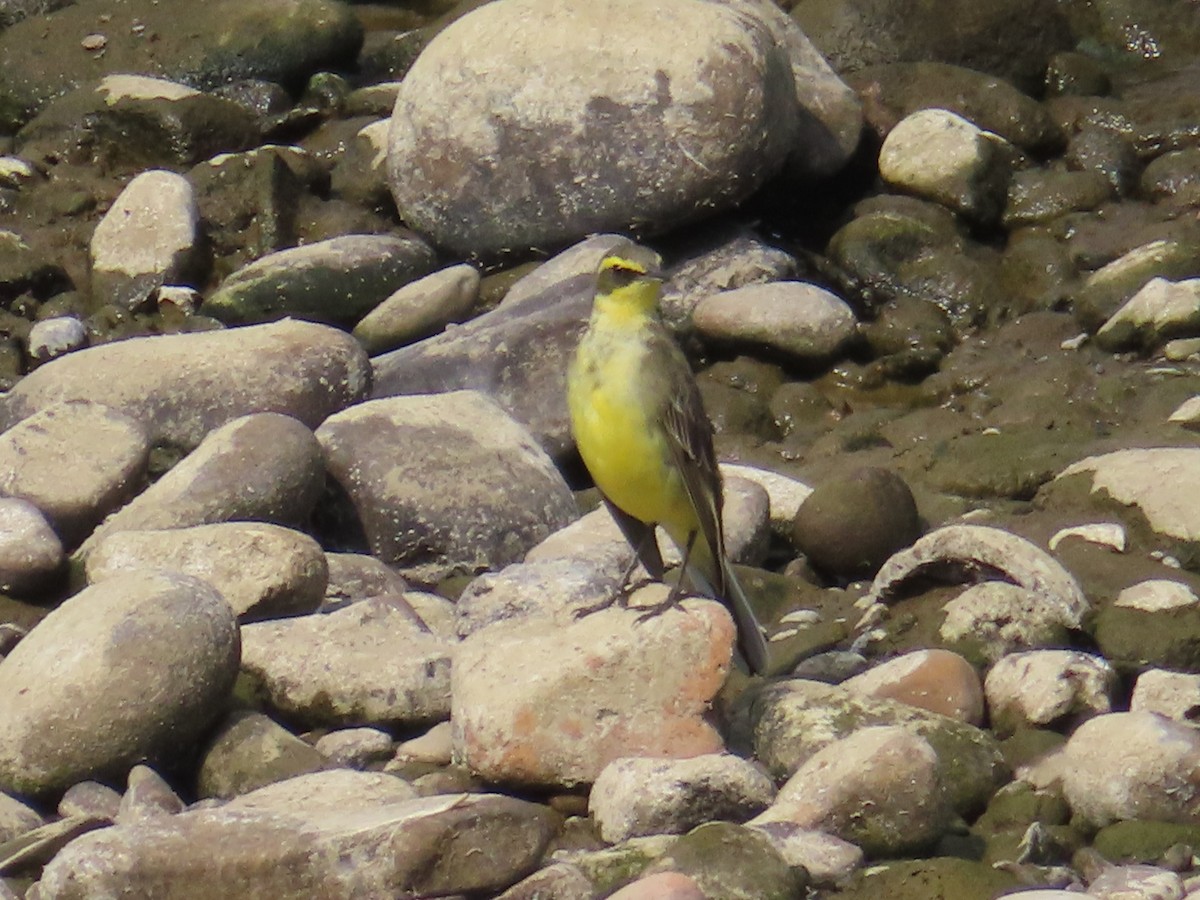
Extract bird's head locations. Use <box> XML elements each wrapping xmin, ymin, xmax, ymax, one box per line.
<box><xmin>595</xmin><ymin>253</ymin><xmax>663</xmax><ymax>318</ymax></box>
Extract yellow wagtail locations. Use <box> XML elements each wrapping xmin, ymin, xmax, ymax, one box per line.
<box><xmin>567</xmin><ymin>250</ymin><xmax>770</xmax><ymax>675</ymax></box>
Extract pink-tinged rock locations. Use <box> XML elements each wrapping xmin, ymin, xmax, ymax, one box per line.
<box><xmin>607</xmin><ymin>872</ymin><xmax>707</xmax><ymax>900</ymax></box>
<box><xmin>453</xmin><ymin>589</ymin><xmax>732</xmax><ymax>787</ymax></box>
<box><xmin>843</xmin><ymin>648</ymin><xmax>985</xmax><ymax>724</ymax></box>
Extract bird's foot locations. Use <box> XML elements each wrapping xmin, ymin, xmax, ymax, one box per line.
<box><xmin>572</xmin><ymin>575</ymin><xmax>656</xmax><ymax>619</ymax></box>
<box><xmin>632</xmin><ymin>580</ymin><xmax>686</xmax><ymax>623</ymax></box>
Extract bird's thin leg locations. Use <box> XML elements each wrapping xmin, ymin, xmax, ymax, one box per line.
<box><xmin>635</xmin><ymin>530</ymin><xmax>698</xmax><ymax>623</ymax></box>
<box><xmin>574</xmin><ymin>525</ymin><xmax>661</xmax><ymax>619</ymax></box>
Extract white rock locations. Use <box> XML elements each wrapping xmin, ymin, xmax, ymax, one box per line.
<box><xmin>1115</xmin><ymin>580</ymin><xmax>1199</xmax><ymax>612</ymax></box>
<box><xmin>1130</xmin><ymin>670</ymin><xmax>1200</xmax><ymax>722</ymax></box>
<box><xmin>691</xmin><ymin>282</ymin><xmax>857</xmax><ymax>365</ymax></box>
<box><xmin>939</xmin><ymin>582</ymin><xmax>1078</xmax><ymax>663</ymax></box>
<box><xmin>26</xmin><ymin>317</ymin><xmax>86</xmax><ymax>363</ymax></box>
<box><xmin>878</xmin><ymin>109</ymin><xmax>1020</xmax><ymax>222</ymax></box>
<box><xmin>1097</xmin><ymin>277</ymin><xmax>1200</xmax><ymax>351</ymax></box>
<box><xmin>1062</xmin><ymin>711</ymin><xmax>1200</xmax><ymax>826</ymax></box>
<box><xmin>589</xmin><ymin>754</ymin><xmax>775</xmax><ymax>843</ymax></box>
<box><xmin>89</xmin><ymin>169</ymin><xmax>200</xmax><ymax>309</ymax></box>
<box><xmin>1048</xmin><ymin>522</ymin><xmax>1126</xmax><ymax>553</ymax></box>
<box><xmin>1059</xmin><ymin>448</ymin><xmax>1200</xmax><ymax>543</ymax></box>
<box><xmin>984</xmin><ymin>650</ymin><xmax>1116</xmax><ymax>735</ymax></box>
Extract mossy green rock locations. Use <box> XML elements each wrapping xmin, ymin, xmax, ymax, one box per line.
<box><xmin>833</xmin><ymin>857</ymin><xmax>1021</xmax><ymax>900</ymax></box>
<box><xmin>660</xmin><ymin>823</ymin><xmax>804</xmax><ymax>900</ymax></box>
<box><xmin>1092</xmin><ymin>819</ymin><xmax>1200</xmax><ymax>863</ymax></box>
<box><xmin>1094</xmin><ymin>602</ymin><xmax>1200</xmax><ymax>670</ymax></box>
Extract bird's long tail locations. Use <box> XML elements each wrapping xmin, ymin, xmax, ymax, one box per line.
<box><xmin>682</xmin><ymin>540</ymin><xmax>770</xmax><ymax>675</ymax></box>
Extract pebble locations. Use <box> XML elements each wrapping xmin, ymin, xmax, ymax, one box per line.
<box><xmin>0</xmin><ymin>498</ymin><xmax>62</xmax><ymax>595</ymax></box>
<box><xmin>352</xmin><ymin>262</ymin><xmax>481</xmax><ymax>354</ymax></box>
<box><xmin>25</xmin><ymin>316</ymin><xmax>86</xmax><ymax>363</ymax></box>
<box><xmin>589</xmin><ymin>754</ymin><xmax>775</xmax><ymax>843</ymax></box>
<box><xmin>314</xmin><ymin>728</ymin><xmax>394</xmax><ymax>769</ymax></box>
<box><xmin>984</xmin><ymin>650</ymin><xmax>1116</xmax><ymax>735</ymax></box>
<box><xmin>843</xmin><ymin>648</ymin><xmax>985</xmax><ymax>724</ymax></box>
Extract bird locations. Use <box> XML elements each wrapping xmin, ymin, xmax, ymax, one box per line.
<box><xmin>566</xmin><ymin>249</ymin><xmax>771</xmax><ymax>675</ymax></box>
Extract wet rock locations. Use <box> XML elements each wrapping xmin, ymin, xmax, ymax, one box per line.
<box><xmin>753</xmin><ymin>726</ymin><xmax>952</xmax><ymax>856</ymax></box>
<box><xmin>241</xmin><ymin>597</ymin><xmax>453</xmax><ymax>728</ymax></box>
<box><xmin>17</xmin><ymin>74</ymin><xmax>259</xmax><ymax>169</ymax></box>
<box><xmin>0</xmin><ymin>319</ymin><xmax>370</xmax><ymax>451</ymax></box>
<box><xmin>1095</xmin><ymin>579</ymin><xmax>1200</xmax><ymax>670</ymax></box>
<box><xmin>32</xmin><ymin>786</ymin><xmax>554</xmax><ymax>899</ymax></box>
<box><xmin>26</xmin><ymin>316</ymin><xmax>86</xmax><ymax>364</ymax></box>
<box><xmin>691</xmin><ymin>281</ymin><xmax>856</xmax><ymax>368</ymax></box>
<box><xmin>1141</xmin><ymin>147</ymin><xmax>1200</xmax><ymax>207</ymax></box>
<box><xmin>590</xmin><ymin>754</ymin><xmax>775</xmax><ymax>842</ymax></box>
<box><xmin>878</xmin><ymin>108</ymin><xmax>1024</xmax><ymax>225</ymax></box>
<box><xmin>1059</xmin><ymin>448</ymin><xmax>1200</xmax><ymax>546</ymax></box>
<box><xmin>89</xmin><ymin>170</ymin><xmax>201</xmax><ymax>310</ymax></box>
<box><xmin>0</xmin><ymin>230</ymin><xmax>69</xmax><ymax>303</ymax></box>
<box><xmin>1002</xmin><ymin>169</ymin><xmax>1113</xmax><ymax>228</ymax></box>
<box><xmin>116</xmin><ymin>765</ymin><xmax>184</xmax><ymax>825</ymax></box>
<box><xmin>791</xmin><ymin>466</ymin><xmax>921</xmax><ymax>580</ymax></box>
<box><xmin>79</xmin><ymin>413</ymin><xmax>324</xmax><ymax>556</ymax></box>
<box><xmin>1096</xmin><ymin>277</ymin><xmax>1200</xmax><ymax>352</ymax></box>
<box><xmin>85</xmin><ymin>523</ymin><xmax>328</xmax><ymax>622</ymax></box>
<box><xmin>939</xmin><ymin>582</ymin><xmax>1077</xmax><ymax>665</ymax></box>
<box><xmin>0</xmin><ymin>0</ymin><xmax>362</xmax><ymax>132</ymax></box>
<box><xmin>314</xmin><ymin>727</ymin><xmax>393</xmax><ymax>769</ymax></box>
<box><xmin>751</xmin><ymin>679</ymin><xmax>1006</xmax><ymax>815</ymax></box>
<box><xmin>791</xmin><ymin>0</ymin><xmax>1073</xmax><ymax>93</ymax></box>
<box><xmin>844</xmin><ymin>649</ymin><xmax>985</xmax><ymax>725</ymax></box>
<box><xmin>453</xmin><ymin>591</ymin><xmax>731</xmax><ymax>787</ymax></box>
<box><xmin>860</xmin><ymin>294</ymin><xmax>955</xmax><ymax>378</ymax></box>
<box><xmin>317</xmin><ymin>391</ymin><xmax>576</xmax><ymax>581</ymax></box>
<box><xmin>984</xmin><ymin>651</ymin><xmax>1116</xmax><ymax>736</ymax></box>
<box><xmin>748</xmin><ymin>823</ymin><xmax>863</xmax><ymax>886</ymax></box>
<box><xmin>864</xmin><ymin>524</ymin><xmax>1090</xmax><ymax>628</ymax></box>
<box><xmin>352</xmin><ymin>262</ymin><xmax>480</xmax><ymax>354</ymax></box>
<box><xmin>196</xmin><ymin>710</ymin><xmax>328</xmax><ymax>801</ymax></box>
<box><xmin>0</xmin><ymin>498</ymin><xmax>61</xmax><ymax>596</ymax></box>
<box><xmin>850</xmin><ymin>61</ymin><xmax>1063</xmax><ymax>152</ymax></box>
<box><xmin>188</xmin><ymin>145</ymin><xmax>317</xmax><ymax>279</ymax></box>
<box><xmin>371</xmin><ymin>234</ymin><xmax>628</xmax><ymax>459</ymax></box>
<box><xmin>1062</xmin><ymin>712</ymin><xmax>1200</xmax><ymax>827</ymax></box>
<box><xmin>1065</xmin><ymin>127</ymin><xmax>1140</xmax><ymax>197</ymax></box>
<box><xmin>1130</xmin><ymin>669</ymin><xmax>1200</xmax><ymax>722</ymax></box>
<box><xmin>0</xmin><ymin>570</ymin><xmax>239</xmax><ymax>797</ymax></box>
<box><xmin>326</xmin><ymin>118</ymin><xmax>392</xmax><ymax>209</ymax></box>
<box><xmin>204</xmin><ymin>233</ymin><xmax>436</xmax><ymax>327</ymax></box>
<box><xmin>388</xmin><ymin>0</ymin><xmax>802</xmax><ymax>257</ymax></box>
<box><xmin>1072</xmin><ymin>237</ymin><xmax>1200</xmax><ymax>333</ymax></box>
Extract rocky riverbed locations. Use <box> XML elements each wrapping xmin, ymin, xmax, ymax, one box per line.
<box><xmin>2</xmin><ymin>0</ymin><xmax>1200</xmax><ymax>897</ymax></box>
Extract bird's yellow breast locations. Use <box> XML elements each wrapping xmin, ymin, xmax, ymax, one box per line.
<box><xmin>568</xmin><ymin>322</ymin><xmax>694</xmax><ymax>530</ymax></box>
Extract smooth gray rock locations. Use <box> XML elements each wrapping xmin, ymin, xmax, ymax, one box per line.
<box><xmin>388</xmin><ymin>0</ymin><xmax>800</xmax><ymax>257</ymax></box>
<box><xmin>241</xmin><ymin>598</ymin><xmax>454</xmax><ymax>728</ymax></box>
<box><xmin>0</xmin><ymin>319</ymin><xmax>370</xmax><ymax>452</ymax></box>
<box><xmin>116</xmin><ymin>765</ymin><xmax>184</xmax><ymax>825</ymax></box>
<box><xmin>0</xmin><ymin>790</ymin><xmax>41</xmax><ymax>843</ymax></box>
<box><xmin>0</xmin><ymin>399</ymin><xmax>149</xmax><ymax>546</ymax></box>
<box><xmin>30</xmin><ymin>788</ymin><xmax>555</xmax><ymax>899</ymax></box>
<box><xmin>89</xmin><ymin>169</ymin><xmax>201</xmax><ymax>309</ymax></box>
<box><xmin>352</xmin><ymin>262</ymin><xmax>480</xmax><ymax>354</ymax></box>
<box><xmin>0</xmin><ymin>499</ymin><xmax>62</xmax><ymax>596</ymax></box>
<box><xmin>204</xmin><ymin>233</ymin><xmax>437</xmax><ymax>326</ymax></box>
<box><xmin>0</xmin><ymin>571</ymin><xmax>239</xmax><ymax>797</ymax></box>
<box><xmin>317</xmin><ymin>391</ymin><xmax>576</xmax><ymax>582</ymax></box>
<box><xmin>314</xmin><ymin>728</ymin><xmax>394</xmax><ymax>769</ymax></box>
<box><xmin>86</xmin><ymin>522</ymin><xmax>328</xmax><ymax>622</ymax></box>
<box><xmin>78</xmin><ymin>413</ymin><xmax>325</xmax><ymax>558</ymax></box>
<box><xmin>196</xmin><ymin>710</ymin><xmax>328</xmax><ymax>801</ymax></box>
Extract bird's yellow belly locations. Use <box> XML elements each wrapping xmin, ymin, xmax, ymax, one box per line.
<box><xmin>569</xmin><ymin>350</ymin><xmax>693</xmax><ymax>529</ymax></box>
